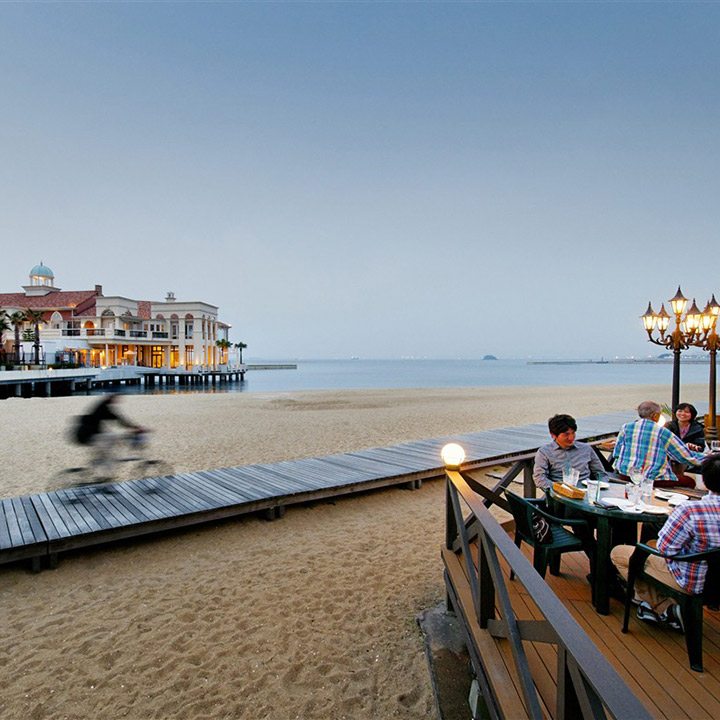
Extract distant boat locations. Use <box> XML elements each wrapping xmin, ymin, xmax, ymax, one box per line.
<box><xmin>483</xmin><ymin>354</ymin><xmax>498</xmax><ymax>360</ymax></box>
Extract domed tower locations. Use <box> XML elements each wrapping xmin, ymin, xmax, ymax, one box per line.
<box><xmin>29</xmin><ymin>262</ymin><xmax>54</xmax><ymax>287</ymax></box>
<box><xmin>23</xmin><ymin>261</ymin><xmax>61</xmax><ymax>296</ymax></box>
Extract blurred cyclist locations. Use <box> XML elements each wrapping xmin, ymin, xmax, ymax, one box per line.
<box><xmin>74</xmin><ymin>394</ymin><xmax>147</xmax><ymax>482</ymax></box>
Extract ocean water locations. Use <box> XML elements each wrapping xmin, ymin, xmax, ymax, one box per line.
<box><xmin>103</xmin><ymin>358</ymin><xmax>714</xmax><ymax>396</ymax></box>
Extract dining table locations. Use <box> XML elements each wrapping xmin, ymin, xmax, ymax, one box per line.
<box><xmin>548</xmin><ymin>480</ymin><xmax>690</xmax><ymax>615</ymax></box>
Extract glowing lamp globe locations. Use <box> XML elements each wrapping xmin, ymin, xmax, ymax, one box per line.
<box><xmin>441</xmin><ymin>443</ymin><xmax>466</xmax><ymax>469</ymax></box>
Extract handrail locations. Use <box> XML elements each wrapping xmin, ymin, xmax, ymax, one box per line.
<box><xmin>445</xmin><ymin>468</ymin><xmax>652</xmax><ymax>720</ymax></box>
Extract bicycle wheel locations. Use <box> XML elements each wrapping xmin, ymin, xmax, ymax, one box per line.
<box><xmin>49</xmin><ymin>466</ymin><xmax>94</xmax><ymax>492</ymax></box>
<box><xmin>138</xmin><ymin>459</ymin><xmax>174</xmax><ymax>491</ymax></box>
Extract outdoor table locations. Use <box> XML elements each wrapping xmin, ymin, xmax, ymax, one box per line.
<box><xmin>549</xmin><ymin>482</ymin><xmax>671</xmax><ymax>615</ymax></box>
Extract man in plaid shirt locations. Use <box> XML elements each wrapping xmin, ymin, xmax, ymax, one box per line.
<box><xmin>612</xmin><ymin>454</ymin><xmax>720</xmax><ymax>629</ymax></box>
<box><xmin>613</xmin><ymin>401</ymin><xmax>704</xmax><ymax>487</ymax></box>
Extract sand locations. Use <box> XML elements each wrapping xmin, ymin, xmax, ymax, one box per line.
<box><xmin>0</xmin><ymin>383</ymin><xmax>703</xmax><ymax>719</ymax></box>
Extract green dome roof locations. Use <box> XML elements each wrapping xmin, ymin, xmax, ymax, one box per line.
<box><xmin>29</xmin><ymin>262</ymin><xmax>54</xmax><ymax>278</ymax></box>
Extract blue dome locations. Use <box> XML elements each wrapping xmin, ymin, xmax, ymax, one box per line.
<box><xmin>29</xmin><ymin>262</ymin><xmax>53</xmax><ymax>278</ymax></box>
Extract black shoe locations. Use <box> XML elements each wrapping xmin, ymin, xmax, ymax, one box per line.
<box><xmin>662</xmin><ymin>604</ymin><xmax>685</xmax><ymax>633</ymax></box>
<box><xmin>637</xmin><ymin>602</ymin><xmax>661</xmax><ymax>624</ymax></box>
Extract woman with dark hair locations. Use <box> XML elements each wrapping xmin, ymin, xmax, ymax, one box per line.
<box><xmin>666</xmin><ymin>403</ymin><xmax>705</xmax><ymax>452</ymax></box>
<box><xmin>666</xmin><ymin>403</ymin><xmax>706</xmax><ymax>488</ymax></box>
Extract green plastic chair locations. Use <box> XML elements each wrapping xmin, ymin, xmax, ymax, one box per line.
<box><xmin>504</xmin><ymin>490</ymin><xmax>596</xmax><ymax>580</ymax></box>
<box><xmin>621</xmin><ymin>543</ymin><xmax>720</xmax><ymax>672</ymax></box>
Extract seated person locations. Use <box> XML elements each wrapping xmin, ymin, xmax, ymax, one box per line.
<box><xmin>611</xmin><ymin>454</ymin><xmax>720</xmax><ymax>630</ymax></box>
<box><xmin>666</xmin><ymin>402</ymin><xmax>706</xmax><ymax>452</ymax></box>
<box><xmin>667</xmin><ymin>402</ymin><xmax>706</xmax><ymax>485</ymax></box>
<box><xmin>533</xmin><ymin>413</ymin><xmax>608</xmax><ymax>492</ymax></box>
<box><xmin>613</xmin><ymin>401</ymin><xmax>705</xmax><ymax>489</ymax></box>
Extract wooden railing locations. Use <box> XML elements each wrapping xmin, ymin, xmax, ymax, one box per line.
<box><xmin>444</xmin><ymin>468</ymin><xmax>651</xmax><ymax>720</ymax></box>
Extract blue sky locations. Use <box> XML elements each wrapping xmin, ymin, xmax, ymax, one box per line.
<box><xmin>1</xmin><ymin>2</ymin><xmax>719</xmax><ymax>359</ymax></box>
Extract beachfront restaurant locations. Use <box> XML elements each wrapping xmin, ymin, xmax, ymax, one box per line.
<box><xmin>0</xmin><ymin>263</ymin><xmax>231</xmax><ymax>370</ymax></box>
<box><xmin>438</xmin><ymin>431</ymin><xmax>720</xmax><ymax>720</ymax></box>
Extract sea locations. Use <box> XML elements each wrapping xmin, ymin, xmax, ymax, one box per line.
<box><xmin>100</xmin><ymin>358</ymin><xmax>715</xmax><ymax>396</ymax></box>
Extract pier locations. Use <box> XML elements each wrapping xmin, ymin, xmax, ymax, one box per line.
<box><xmin>0</xmin><ymin>365</ymin><xmax>246</xmax><ymax>399</ymax></box>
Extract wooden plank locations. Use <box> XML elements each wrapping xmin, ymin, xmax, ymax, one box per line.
<box><xmin>52</xmin><ymin>490</ymin><xmax>106</xmax><ymax>533</ymax></box>
<box><xmin>2</xmin><ymin>498</ymin><xmax>24</xmax><ymax>547</ymax></box>
<box><xmin>34</xmin><ymin>494</ymin><xmax>74</xmax><ymax>539</ymax></box>
<box><xmin>0</xmin><ymin>500</ymin><xmax>14</xmax><ymax>550</ymax></box>
<box><xmin>19</xmin><ymin>496</ymin><xmax>47</xmax><ymax>544</ymax></box>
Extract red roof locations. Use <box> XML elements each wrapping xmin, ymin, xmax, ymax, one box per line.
<box><xmin>0</xmin><ymin>290</ymin><xmax>98</xmax><ymax>313</ymax></box>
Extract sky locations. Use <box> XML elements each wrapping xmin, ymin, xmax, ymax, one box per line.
<box><xmin>1</xmin><ymin>1</ymin><xmax>719</xmax><ymax>360</ymax></box>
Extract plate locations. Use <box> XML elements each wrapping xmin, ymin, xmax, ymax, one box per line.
<box><xmin>581</xmin><ymin>480</ymin><xmax>610</xmax><ymax>489</ymax></box>
<box><xmin>639</xmin><ymin>504</ymin><xmax>669</xmax><ymax>515</ymax></box>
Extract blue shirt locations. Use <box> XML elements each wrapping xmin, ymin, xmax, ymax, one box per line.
<box><xmin>612</xmin><ymin>418</ymin><xmax>704</xmax><ymax>482</ymax></box>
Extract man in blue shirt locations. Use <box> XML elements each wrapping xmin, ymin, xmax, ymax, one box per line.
<box><xmin>612</xmin><ymin>401</ymin><xmax>704</xmax><ymax>488</ymax></box>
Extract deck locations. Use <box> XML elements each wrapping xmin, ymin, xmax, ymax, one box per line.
<box><xmin>445</xmin><ymin>538</ymin><xmax>720</xmax><ymax>719</ymax></box>
<box><xmin>0</xmin><ymin>411</ymin><xmax>633</xmax><ymax>570</ymax></box>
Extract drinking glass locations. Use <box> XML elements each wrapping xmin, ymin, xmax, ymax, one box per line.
<box><xmin>629</xmin><ymin>466</ymin><xmax>644</xmax><ymax>486</ymax></box>
<box><xmin>627</xmin><ymin>483</ymin><xmax>642</xmax><ymax>508</ymax></box>
<box><xmin>711</xmin><ymin>441</ymin><xmax>720</xmax><ymax>453</ymax></box>
<box><xmin>641</xmin><ymin>477</ymin><xmax>653</xmax><ymax>502</ymax></box>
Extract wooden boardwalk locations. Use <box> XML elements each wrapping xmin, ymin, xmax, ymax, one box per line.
<box><xmin>0</xmin><ymin>411</ymin><xmax>633</xmax><ymax>570</ymax></box>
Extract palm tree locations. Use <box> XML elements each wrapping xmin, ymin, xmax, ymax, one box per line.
<box><xmin>0</xmin><ymin>311</ymin><xmax>10</xmax><ymax>363</ymax></box>
<box><xmin>9</xmin><ymin>311</ymin><xmax>26</xmax><ymax>364</ymax></box>
<box><xmin>216</xmin><ymin>338</ymin><xmax>231</xmax><ymax>365</ymax></box>
<box><xmin>24</xmin><ymin>308</ymin><xmax>45</xmax><ymax>365</ymax></box>
<box><xmin>234</xmin><ymin>341</ymin><xmax>247</xmax><ymax>365</ymax></box>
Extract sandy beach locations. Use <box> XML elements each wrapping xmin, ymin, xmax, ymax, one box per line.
<box><xmin>0</xmin><ymin>383</ymin><xmax>703</xmax><ymax>719</ymax></box>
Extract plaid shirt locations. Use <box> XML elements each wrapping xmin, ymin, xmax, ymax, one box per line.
<box><xmin>612</xmin><ymin>418</ymin><xmax>705</xmax><ymax>482</ymax></box>
<box><xmin>657</xmin><ymin>493</ymin><xmax>720</xmax><ymax>593</ymax></box>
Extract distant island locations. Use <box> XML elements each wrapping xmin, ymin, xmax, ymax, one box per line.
<box><xmin>483</xmin><ymin>354</ymin><xmax>498</xmax><ymax>361</ymax></box>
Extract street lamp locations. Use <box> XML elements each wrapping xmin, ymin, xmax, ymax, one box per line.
<box><xmin>642</xmin><ymin>287</ymin><xmax>693</xmax><ymax>411</ymax></box>
<box><xmin>642</xmin><ymin>287</ymin><xmax>719</xmax><ymax>439</ymax></box>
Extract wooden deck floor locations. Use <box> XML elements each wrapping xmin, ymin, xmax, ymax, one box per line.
<box><xmin>493</xmin><ymin>543</ymin><xmax>720</xmax><ymax>719</ymax></box>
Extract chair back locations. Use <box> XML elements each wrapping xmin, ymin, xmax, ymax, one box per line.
<box><xmin>504</xmin><ymin>490</ymin><xmax>539</xmax><ymax>542</ymax></box>
<box><xmin>704</xmin><ymin>550</ymin><xmax>720</xmax><ymax>607</ymax></box>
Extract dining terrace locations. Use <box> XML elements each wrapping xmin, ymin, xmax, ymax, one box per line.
<box><xmin>443</xmin><ymin>466</ymin><xmax>720</xmax><ymax>719</ymax></box>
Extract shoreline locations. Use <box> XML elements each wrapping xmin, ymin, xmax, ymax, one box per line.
<box><xmin>0</xmin><ymin>382</ymin><xmax>706</xmax><ymax>720</ymax></box>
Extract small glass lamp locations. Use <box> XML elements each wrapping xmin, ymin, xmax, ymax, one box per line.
<box><xmin>441</xmin><ymin>443</ymin><xmax>466</xmax><ymax>469</ymax></box>
<box><xmin>641</xmin><ymin>302</ymin><xmax>657</xmax><ymax>332</ymax></box>
<box><xmin>657</xmin><ymin>304</ymin><xmax>670</xmax><ymax>334</ymax></box>
<box><xmin>669</xmin><ymin>286</ymin><xmax>688</xmax><ymax>317</ymax></box>
<box><xmin>686</xmin><ymin>299</ymin><xmax>703</xmax><ymax>332</ymax></box>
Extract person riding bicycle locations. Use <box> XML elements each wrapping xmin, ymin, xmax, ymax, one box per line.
<box><xmin>74</xmin><ymin>394</ymin><xmax>147</xmax><ymax>482</ymax></box>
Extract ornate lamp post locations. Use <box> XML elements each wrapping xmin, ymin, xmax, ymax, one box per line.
<box><xmin>641</xmin><ymin>287</ymin><xmax>720</xmax><ymax>439</ymax></box>
<box><xmin>698</xmin><ymin>296</ymin><xmax>720</xmax><ymax>440</ymax></box>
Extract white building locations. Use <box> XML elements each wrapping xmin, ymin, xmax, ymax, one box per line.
<box><xmin>0</xmin><ymin>263</ymin><xmax>231</xmax><ymax>370</ymax></box>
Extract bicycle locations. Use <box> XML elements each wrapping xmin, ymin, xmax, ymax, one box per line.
<box><xmin>50</xmin><ymin>430</ymin><xmax>174</xmax><ymax>493</ymax></box>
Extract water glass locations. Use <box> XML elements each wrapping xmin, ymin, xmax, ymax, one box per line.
<box><xmin>627</xmin><ymin>483</ymin><xmax>642</xmax><ymax>507</ymax></box>
<box><xmin>563</xmin><ymin>467</ymin><xmax>580</xmax><ymax>486</ymax></box>
<box><xmin>711</xmin><ymin>440</ymin><xmax>720</xmax><ymax>453</ymax></box>
<box><xmin>641</xmin><ymin>477</ymin><xmax>653</xmax><ymax>502</ymax></box>
<box><xmin>629</xmin><ymin>466</ymin><xmax>644</xmax><ymax>485</ymax></box>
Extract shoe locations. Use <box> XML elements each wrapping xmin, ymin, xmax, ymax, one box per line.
<box><xmin>636</xmin><ymin>602</ymin><xmax>661</xmax><ymax>624</ymax></box>
<box><xmin>662</xmin><ymin>604</ymin><xmax>685</xmax><ymax>633</ymax></box>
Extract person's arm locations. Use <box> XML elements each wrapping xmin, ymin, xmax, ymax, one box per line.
<box><xmin>665</xmin><ymin>431</ymin><xmax>705</xmax><ymax>467</ymax></box>
<box><xmin>532</xmin><ymin>448</ymin><xmax>552</xmax><ymax>491</ymax></box>
<box><xmin>612</xmin><ymin>426</ymin><xmax>625</xmax><ymax>462</ymax></box>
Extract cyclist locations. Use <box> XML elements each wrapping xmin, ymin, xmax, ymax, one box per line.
<box><xmin>74</xmin><ymin>394</ymin><xmax>147</xmax><ymax>483</ymax></box>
